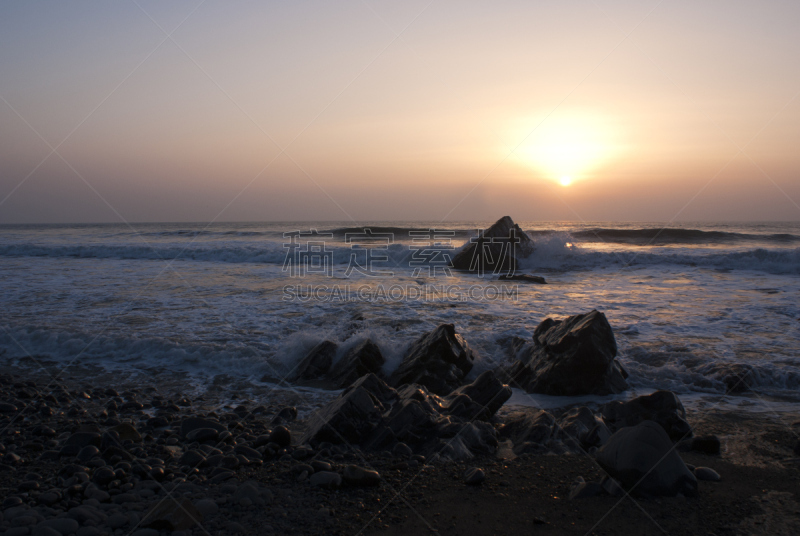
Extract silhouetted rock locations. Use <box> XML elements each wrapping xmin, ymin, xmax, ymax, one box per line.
<box><xmin>450</xmin><ymin>216</ymin><xmax>534</xmax><ymax>273</ymax></box>
<box><xmin>291</xmin><ymin>341</ymin><xmax>338</xmax><ymax>381</ymax></box>
<box><xmin>390</xmin><ymin>324</ymin><xmax>475</xmax><ymax>395</ymax></box>
<box><xmin>500</xmin><ymin>310</ymin><xmax>628</xmax><ymax>396</ymax></box>
<box><xmin>498</xmin><ymin>409</ymin><xmax>557</xmax><ymax>455</ymax></box>
<box><xmin>329</xmin><ymin>339</ymin><xmax>386</xmax><ymax>388</ymax></box>
<box><xmin>497</xmin><ymin>274</ymin><xmax>546</xmax><ymax>284</ymax></box>
<box><xmin>601</xmin><ymin>390</ymin><xmax>692</xmax><ymax>442</ymax></box>
<box><xmin>557</xmin><ymin>406</ymin><xmax>612</xmax><ymax>449</ymax></box>
<box><xmin>447</xmin><ymin>370</ymin><xmax>512</xmax><ymax>418</ymax></box>
<box><xmin>596</xmin><ymin>420</ymin><xmax>698</xmax><ymax>497</ymax></box>
<box><xmin>695</xmin><ymin>363</ymin><xmax>757</xmax><ymax>393</ymax></box>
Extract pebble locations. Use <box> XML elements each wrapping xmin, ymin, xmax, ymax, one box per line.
<box><xmin>309</xmin><ymin>471</ymin><xmax>342</xmax><ymax>489</ymax></box>
<box><xmin>35</xmin><ymin>518</ymin><xmax>79</xmax><ymax>535</ymax></box>
<box><xmin>106</xmin><ymin>513</ymin><xmax>128</xmax><ymax>529</ymax></box>
<box><xmin>342</xmin><ymin>465</ymin><xmax>381</xmax><ymax>486</ymax></box>
<box><xmin>194</xmin><ymin>499</ymin><xmax>219</xmax><ymax>517</ymax></box>
<box><xmin>268</xmin><ymin>426</ymin><xmax>291</xmax><ymax>449</ymax></box>
<box><xmin>694</xmin><ymin>467</ymin><xmax>721</xmax><ymax>481</ymax></box>
<box><xmin>464</xmin><ymin>467</ymin><xmax>485</xmax><ymax>485</ymax></box>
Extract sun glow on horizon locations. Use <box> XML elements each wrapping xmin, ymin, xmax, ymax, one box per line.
<box><xmin>559</xmin><ymin>176</ymin><xmax>572</xmax><ymax>187</ymax></box>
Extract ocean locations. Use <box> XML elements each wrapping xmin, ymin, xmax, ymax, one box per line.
<box><xmin>1</xmin><ymin>220</ymin><xmax>799</xmax><ymax>413</ymax></box>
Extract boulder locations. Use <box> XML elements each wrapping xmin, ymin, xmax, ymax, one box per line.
<box><xmin>291</xmin><ymin>341</ymin><xmax>338</xmax><ymax>381</ymax></box>
<box><xmin>450</xmin><ymin>216</ymin><xmax>535</xmax><ymax>273</ymax></box>
<box><xmin>500</xmin><ymin>310</ymin><xmax>628</xmax><ymax>396</ymax></box>
<box><xmin>498</xmin><ymin>409</ymin><xmax>557</xmax><ymax>455</ymax></box>
<box><xmin>328</xmin><ymin>339</ymin><xmax>386</xmax><ymax>388</ymax></box>
<box><xmin>497</xmin><ymin>274</ymin><xmax>546</xmax><ymax>284</ymax></box>
<box><xmin>446</xmin><ymin>370</ymin><xmax>512</xmax><ymax>418</ymax></box>
<box><xmin>557</xmin><ymin>406</ymin><xmax>612</xmax><ymax>449</ymax></box>
<box><xmin>390</xmin><ymin>324</ymin><xmax>475</xmax><ymax>395</ymax></box>
<box><xmin>601</xmin><ymin>390</ymin><xmax>692</xmax><ymax>442</ymax></box>
<box><xmin>303</xmin><ymin>372</ymin><xmax>509</xmax><ymax>460</ymax></box>
<box><xmin>596</xmin><ymin>420</ymin><xmax>698</xmax><ymax>497</ymax></box>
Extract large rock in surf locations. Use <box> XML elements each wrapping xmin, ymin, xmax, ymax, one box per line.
<box><xmin>499</xmin><ymin>310</ymin><xmax>628</xmax><ymax>396</ymax></box>
<box><xmin>601</xmin><ymin>390</ymin><xmax>692</xmax><ymax>442</ymax></box>
<box><xmin>328</xmin><ymin>339</ymin><xmax>386</xmax><ymax>388</ymax></box>
<box><xmin>596</xmin><ymin>420</ymin><xmax>698</xmax><ymax>497</ymax></box>
<box><xmin>498</xmin><ymin>409</ymin><xmax>557</xmax><ymax>455</ymax></box>
<box><xmin>302</xmin><ymin>371</ymin><xmax>510</xmax><ymax>460</ymax></box>
<box><xmin>450</xmin><ymin>216</ymin><xmax>534</xmax><ymax>273</ymax></box>
<box><xmin>390</xmin><ymin>324</ymin><xmax>475</xmax><ymax>395</ymax></box>
<box><xmin>290</xmin><ymin>340</ymin><xmax>338</xmax><ymax>381</ymax></box>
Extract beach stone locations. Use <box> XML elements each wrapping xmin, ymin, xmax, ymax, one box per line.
<box><xmin>499</xmin><ymin>409</ymin><xmax>556</xmax><ymax>454</ymax></box>
<box><xmin>268</xmin><ymin>426</ymin><xmax>291</xmax><ymax>449</ymax></box>
<box><xmin>30</xmin><ymin>527</ymin><xmax>60</xmax><ymax>536</ymax></box>
<box><xmin>464</xmin><ymin>467</ymin><xmax>485</xmax><ymax>485</ymax></box>
<box><xmin>393</xmin><ymin>442</ymin><xmax>413</xmax><ymax>458</ymax></box>
<box><xmin>596</xmin><ymin>420</ymin><xmax>698</xmax><ymax>497</ymax></box>
<box><xmin>193</xmin><ymin>499</ymin><xmax>218</xmax><ymax>518</ymax></box>
<box><xmin>179</xmin><ymin>417</ymin><xmax>225</xmax><ymax>439</ymax></box>
<box><xmin>500</xmin><ymin>310</ymin><xmax>628</xmax><ymax>396</ymax></box>
<box><xmin>111</xmin><ymin>423</ymin><xmax>141</xmax><ymax>443</ymax></box>
<box><xmin>91</xmin><ymin>466</ymin><xmax>115</xmax><ymax>486</ymax></box>
<box><xmin>694</xmin><ymin>467</ymin><xmax>721</xmax><ymax>481</ymax></box>
<box><xmin>291</xmin><ymin>340</ymin><xmax>338</xmax><ymax>381</ymax></box>
<box><xmin>311</xmin><ymin>460</ymin><xmax>332</xmax><ymax>472</ymax></box>
<box><xmin>233</xmin><ymin>482</ymin><xmax>264</xmax><ymax>506</ymax></box>
<box><xmin>328</xmin><ymin>339</ymin><xmax>386</xmax><ymax>388</ymax></box>
<box><xmin>131</xmin><ymin>530</ymin><xmax>159</xmax><ymax>536</ymax></box>
<box><xmin>66</xmin><ymin>505</ymin><xmax>106</xmax><ymax>525</ymax></box>
<box><xmin>5</xmin><ymin>528</ymin><xmax>31</xmax><ymax>536</ymax></box>
<box><xmin>185</xmin><ymin>428</ymin><xmax>218</xmax><ymax>442</ymax></box>
<box><xmin>178</xmin><ymin>450</ymin><xmax>207</xmax><ymax>467</ymax></box>
<box><xmin>141</xmin><ymin>497</ymin><xmax>202</xmax><ymax>531</ymax></box>
<box><xmin>601</xmin><ymin>390</ymin><xmax>692</xmax><ymax>442</ymax></box>
<box><xmin>690</xmin><ymin>435</ymin><xmax>721</xmax><ymax>455</ymax></box>
<box><xmin>558</xmin><ymin>406</ymin><xmax>611</xmax><ymax>448</ymax></box>
<box><xmin>342</xmin><ymin>465</ymin><xmax>380</xmax><ymax>486</ymax></box>
<box><xmin>0</xmin><ymin>402</ymin><xmax>18</xmax><ymax>413</ymax></box>
<box><xmin>64</xmin><ymin>433</ymin><xmax>101</xmax><ymax>448</ymax></box>
<box><xmin>309</xmin><ymin>471</ymin><xmax>342</xmax><ymax>489</ymax></box>
<box><xmin>390</xmin><ymin>324</ymin><xmax>475</xmax><ymax>395</ymax></box>
<box><xmin>106</xmin><ymin>513</ymin><xmax>128</xmax><ymax>529</ymax></box>
<box><xmin>75</xmin><ymin>528</ymin><xmax>102</xmax><ymax>536</ymax></box>
<box><xmin>569</xmin><ymin>477</ymin><xmax>604</xmax><ymax>499</ymax></box>
<box><xmin>446</xmin><ymin>370</ymin><xmax>512</xmax><ymax>419</ymax></box>
<box><xmin>35</xmin><ymin>518</ymin><xmax>79</xmax><ymax>535</ymax></box>
<box><xmin>270</xmin><ymin>406</ymin><xmax>298</xmax><ymax>425</ymax></box>
<box><xmin>450</xmin><ymin>215</ymin><xmax>534</xmax><ymax>273</ymax></box>
<box><xmin>37</xmin><ymin>491</ymin><xmax>61</xmax><ymax>506</ymax></box>
<box><xmin>76</xmin><ymin>446</ymin><xmax>99</xmax><ymax>463</ymax></box>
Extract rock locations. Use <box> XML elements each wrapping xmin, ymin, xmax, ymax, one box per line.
<box><xmin>233</xmin><ymin>482</ymin><xmax>264</xmax><ymax>506</ymax></box>
<box><xmin>601</xmin><ymin>390</ymin><xmax>692</xmax><ymax>442</ymax></box>
<box><xmin>463</xmin><ymin>467</ymin><xmax>485</xmax><ymax>485</ymax></box>
<box><xmin>392</xmin><ymin>442</ymin><xmax>413</xmax><ymax>458</ymax></box>
<box><xmin>268</xmin><ymin>426</ymin><xmax>291</xmax><ymax>449</ymax></box>
<box><xmin>342</xmin><ymin>465</ymin><xmax>381</xmax><ymax>486</ymax></box>
<box><xmin>569</xmin><ymin>477</ymin><xmax>604</xmax><ymax>499</ymax></box>
<box><xmin>178</xmin><ymin>449</ymin><xmax>207</xmax><ymax>467</ymax></box>
<box><xmin>309</xmin><ymin>471</ymin><xmax>342</xmax><ymax>489</ymax></box>
<box><xmin>291</xmin><ymin>340</ymin><xmax>338</xmax><ymax>381</ymax></box>
<box><xmin>390</xmin><ymin>324</ymin><xmax>475</xmax><ymax>395</ymax></box>
<box><xmin>76</xmin><ymin>446</ymin><xmax>99</xmax><ymax>463</ymax></box>
<box><xmin>185</xmin><ymin>428</ymin><xmax>219</xmax><ymax>442</ymax></box>
<box><xmin>329</xmin><ymin>339</ymin><xmax>386</xmax><ymax>387</ymax></box>
<box><xmin>6</xmin><ymin>527</ymin><xmax>32</xmax><ymax>536</ymax></box>
<box><xmin>500</xmin><ymin>310</ymin><xmax>628</xmax><ymax>396</ymax></box>
<box><xmin>596</xmin><ymin>420</ymin><xmax>698</xmax><ymax>497</ymax></box>
<box><xmin>76</xmin><ymin>528</ymin><xmax>102</xmax><ymax>536</ymax></box>
<box><xmin>66</xmin><ymin>505</ymin><xmax>106</xmax><ymax>525</ymax></box>
<box><xmin>695</xmin><ymin>362</ymin><xmax>758</xmax><ymax>393</ymax></box>
<box><xmin>31</xmin><ymin>527</ymin><xmax>61</xmax><ymax>536</ymax></box>
<box><xmin>34</xmin><ymin>519</ymin><xmax>79</xmax><ymax>535</ymax></box>
<box><xmin>0</xmin><ymin>402</ymin><xmax>18</xmax><ymax>413</ymax></box>
<box><xmin>445</xmin><ymin>370</ymin><xmax>511</xmax><ymax>419</ymax></box>
<box><xmin>694</xmin><ymin>467</ymin><xmax>721</xmax><ymax>481</ymax></box>
<box><xmin>499</xmin><ymin>409</ymin><xmax>556</xmax><ymax>454</ymax></box>
<box><xmin>131</xmin><ymin>529</ymin><xmax>160</xmax><ymax>536</ymax></box>
<box><xmin>111</xmin><ymin>423</ymin><xmax>141</xmax><ymax>442</ymax></box>
<box><xmin>601</xmin><ymin>476</ymin><xmax>625</xmax><ymax>497</ymax></box>
<box><xmin>37</xmin><ymin>491</ymin><xmax>61</xmax><ymax>506</ymax></box>
<box><xmin>194</xmin><ymin>499</ymin><xmax>219</xmax><ymax>518</ymax></box>
<box><xmin>91</xmin><ymin>466</ymin><xmax>115</xmax><ymax>486</ymax></box>
<box><xmin>64</xmin><ymin>432</ymin><xmax>101</xmax><ymax>448</ymax></box>
<box><xmin>450</xmin><ymin>216</ymin><xmax>534</xmax><ymax>273</ymax></box>
<box><xmin>270</xmin><ymin>406</ymin><xmax>298</xmax><ymax>425</ymax></box>
<box><xmin>558</xmin><ymin>406</ymin><xmax>612</xmax><ymax>449</ymax></box>
<box><xmin>690</xmin><ymin>435</ymin><xmax>721</xmax><ymax>455</ymax></box>
<box><xmin>142</xmin><ymin>497</ymin><xmax>203</xmax><ymax>531</ymax></box>
<box><xmin>497</xmin><ymin>274</ymin><xmax>546</xmax><ymax>284</ymax></box>
<box><xmin>179</xmin><ymin>417</ymin><xmax>226</xmax><ymax>439</ymax></box>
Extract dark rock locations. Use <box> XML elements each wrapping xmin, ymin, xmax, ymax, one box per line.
<box><xmin>186</xmin><ymin>428</ymin><xmax>219</xmax><ymax>442</ymax></box>
<box><xmin>291</xmin><ymin>341</ymin><xmax>338</xmax><ymax>381</ymax></box>
<box><xmin>390</xmin><ymin>324</ymin><xmax>475</xmax><ymax>395</ymax></box>
<box><xmin>329</xmin><ymin>339</ymin><xmax>386</xmax><ymax>388</ymax></box>
<box><xmin>446</xmin><ymin>370</ymin><xmax>511</xmax><ymax>419</ymax></box>
<box><xmin>270</xmin><ymin>406</ymin><xmax>298</xmax><ymax>425</ymax></box>
<box><xmin>36</xmin><ymin>518</ymin><xmax>80</xmax><ymax>535</ymax></box>
<box><xmin>0</xmin><ymin>402</ymin><xmax>18</xmax><ymax>413</ymax></box>
<box><xmin>694</xmin><ymin>467</ymin><xmax>720</xmax><ymax>481</ymax></box>
<box><xmin>500</xmin><ymin>310</ymin><xmax>628</xmax><ymax>396</ymax></box>
<box><xmin>601</xmin><ymin>390</ymin><xmax>692</xmax><ymax>442</ymax></box>
<box><xmin>499</xmin><ymin>409</ymin><xmax>556</xmax><ymax>454</ymax></box>
<box><xmin>596</xmin><ymin>420</ymin><xmax>698</xmax><ymax>497</ymax></box>
<box><xmin>450</xmin><ymin>216</ymin><xmax>535</xmax><ymax>273</ymax></box>
<box><xmin>142</xmin><ymin>497</ymin><xmax>203</xmax><ymax>531</ymax></box>
<box><xmin>268</xmin><ymin>426</ymin><xmax>292</xmax><ymax>449</ymax></box>
<box><xmin>91</xmin><ymin>466</ymin><xmax>115</xmax><ymax>486</ymax></box>
<box><xmin>180</xmin><ymin>417</ymin><xmax>226</xmax><ymax>439</ymax></box>
<box><xmin>65</xmin><ymin>432</ymin><xmax>101</xmax><ymax>448</ymax></box>
<box><xmin>111</xmin><ymin>423</ymin><xmax>141</xmax><ymax>442</ymax></box>
<box><xmin>342</xmin><ymin>465</ymin><xmax>380</xmax><ymax>486</ymax></box>
<box><xmin>569</xmin><ymin>477</ymin><xmax>604</xmax><ymax>499</ymax></box>
<box><xmin>557</xmin><ymin>406</ymin><xmax>612</xmax><ymax>449</ymax></box>
<box><xmin>690</xmin><ymin>435</ymin><xmax>721</xmax><ymax>455</ymax></box>
<box><xmin>77</xmin><ymin>446</ymin><xmax>100</xmax><ymax>463</ymax></box>
<box><xmin>464</xmin><ymin>467</ymin><xmax>485</xmax><ymax>485</ymax></box>
<box><xmin>497</xmin><ymin>274</ymin><xmax>546</xmax><ymax>284</ymax></box>
<box><xmin>695</xmin><ymin>362</ymin><xmax>758</xmax><ymax>393</ymax></box>
<box><xmin>309</xmin><ymin>471</ymin><xmax>342</xmax><ymax>489</ymax></box>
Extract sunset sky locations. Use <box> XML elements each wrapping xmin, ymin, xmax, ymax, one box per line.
<box><xmin>1</xmin><ymin>0</ymin><xmax>799</xmax><ymax>223</ymax></box>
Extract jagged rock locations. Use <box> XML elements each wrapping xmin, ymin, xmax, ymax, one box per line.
<box><xmin>499</xmin><ymin>409</ymin><xmax>557</xmax><ymax>454</ymax></box>
<box><xmin>499</xmin><ymin>310</ymin><xmax>628</xmax><ymax>396</ymax></box>
<box><xmin>329</xmin><ymin>339</ymin><xmax>386</xmax><ymax>388</ymax></box>
<box><xmin>695</xmin><ymin>363</ymin><xmax>758</xmax><ymax>393</ymax></box>
<box><xmin>601</xmin><ymin>390</ymin><xmax>692</xmax><ymax>442</ymax></box>
<box><xmin>557</xmin><ymin>406</ymin><xmax>612</xmax><ymax>449</ymax></box>
<box><xmin>446</xmin><ymin>370</ymin><xmax>512</xmax><ymax>418</ymax></box>
<box><xmin>291</xmin><ymin>341</ymin><xmax>338</xmax><ymax>381</ymax></box>
<box><xmin>497</xmin><ymin>274</ymin><xmax>546</xmax><ymax>284</ymax></box>
<box><xmin>450</xmin><ymin>216</ymin><xmax>535</xmax><ymax>273</ymax></box>
<box><xmin>596</xmin><ymin>420</ymin><xmax>698</xmax><ymax>497</ymax></box>
<box><xmin>390</xmin><ymin>324</ymin><xmax>475</xmax><ymax>395</ymax></box>
<box><xmin>303</xmin><ymin>372</ymin><xmax>508</xmax><ymax>460</ymax></box>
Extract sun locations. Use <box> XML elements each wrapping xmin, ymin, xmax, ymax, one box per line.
<box><xmin>559</xmin><ymin>176</ymin><xmax>572</xmax><ymax>187</ymax></box>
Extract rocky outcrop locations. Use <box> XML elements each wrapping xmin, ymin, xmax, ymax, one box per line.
<box><xmin>499</xmin><ymin>310</ymin><xmax>628</xmax><ymax>396</ymax></box>
<box><xmin>302</xmin><ymin>371</ymin><xmax>511</xmax><ymax>460</ymax></box>
<box><xmin>390</xmin><ymin>324</ymin><xmax>475</xmax><ymax>395</ymax></box>
<box><xmin>596</xmin><ymin>420</ymin><xmax>698</xmax><ymax>497</ymax></box>
<box><xmin>290</xmin><ymin>341</ymin><xmax>338</xmax><ymax>381</ymax></box>
<box><xmin>600</xmin><ymin>390</ymin><xmax>692</xmax><ymax>442</ymax></box>
<box><xmin>498</xmin><ymin>409</ymin><xmax>557</xmax><ymax>455</ymax></box>
<box><xmin>328</xmin><ymin>339</ymin><xmax>386</xmax><ymax>388</ymax></box>
<box><xmin>497</xmin><ymin>274</ymin><xmax>546</xmax><ymax>284</ymax></box>
<box><xmin>450</xmin><ymin>216</ymin><xmax>534</xmax><ymax>273</ymax></box>
<box><xmin>557</xmin><ymin>406</ymin><xmax>612</xmax><ymax>449</ymax></box>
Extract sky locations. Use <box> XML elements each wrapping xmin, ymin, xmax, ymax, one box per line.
<box><xmin>1</xmin><ymin>0</ymin><xmax>799</xmax><ymax>223</ymax></box>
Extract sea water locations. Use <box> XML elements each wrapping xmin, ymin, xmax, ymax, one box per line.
<box><xmin>1</xmin><ymin>221</ymin><xmax>798</xmax><ymax>413</ymax></box>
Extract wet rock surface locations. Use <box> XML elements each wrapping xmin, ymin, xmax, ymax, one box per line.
<box><xmin>450</xmin><ymin>215</ymin><xmax>535</xmax><ymax>273</ymax></box>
